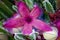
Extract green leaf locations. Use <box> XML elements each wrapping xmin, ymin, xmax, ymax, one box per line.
<box><xmin>14</xmin><ymin>29</ymin><xmax>37</xmax><ymax>40</ymax></box>
<box><xmin>0</xmin><ymin>11</ymin><xmax>8</xmax><ymax>19</ymax></box>
<box><xmin>14</xmin><ymin>33</ymin><xmax>26</xmax><ymax>40</ymax></box>
<box><xmin>2</xmin><ymin>0</ymin><xmax>13</xmax><ymax>10</ymax></box>
<box><xmin>0</xmin><ymin>21</ymin><xmax>2</xmax><ymax>27</ymax></box>
<box><xmin>43</xmin><ymin>11</ymin><xmax>50</xmax><ymax>23</ymax></box>
<box><xmin>49</xmin><ymin>0</ymin><xmax>57</xmax><ymax>10</ymax></box>
<box><xmin>29</xmin><ymin>34</ymin><xmax>36</xmax><ymax>40</ymax></box>
<box><xmin>43</xmin><ymin>0</ymin><xmax>55</xmax><ymax>13</ymax></box>
<box><xmin>12</xmin><ymin>5</ymin><xmax>17</xmax><ymax>12</ymax></box>
<box><xmin>29</xmin><ymin>29</ymin><xmax>37</xmax><ymax>40</ymax></box>
<box><xmin>0</xmin><ymin>14</ymin><xmax>4</xmax><ymax>20</ymax></box>
<box><xmin>24</xmin><ymin>0</ymin><xmax>34</xmax><ymax>9</ymax></box>
<box><xmin>0</xmin><ymin>8</ymin><xmax>10</xmax><ymax>17</ymax></box>
<box><xmin>0</xmin><ymin>1</ymin><xmax>13</xmax><ymax>17</ymax></box>
<box><xmin>8</xmin><ymin>35</ymin><xmax>14</xmax><ymax>40</ymax></box>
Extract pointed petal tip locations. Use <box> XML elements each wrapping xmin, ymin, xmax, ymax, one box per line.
<box><xmin>22</xmin><ymin>24</ymin><xmax>32</xmax><ymax>35</ymax></box>
<box><xmin>17</xmin><ymin>1</ymin><xmax>30</xmax><ymax>17</ymax></box>
<box><xmin>30</xmin><ymin>5</ymin><xmax>43</xmax><ymax>18</ymax></box>
<box><xmin>17</xmin><ymin>1</ymin><xmax>24</xmax><ymax>7</ymax></box>
<box><xmin>17</xmin><ymin>1</ymin><xmax>28</xmax><ymax>9</ymax></box>
<box><xmin>32</xmin><ymin>19</ymin><xmax>52</xmax><ymax>32</ymax></box>
<box><xmin>44</xmin><ymin>26</ymin><xmax>52</xmax><ymax>31</ymax></box>
<box><xmin>3</xmin><ymin>14</ymin><xmax>24</xmax><ymax>29</ymax></box>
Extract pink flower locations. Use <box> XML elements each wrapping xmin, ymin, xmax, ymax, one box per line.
<box><xmin>3</xmin><ymin>1</ymin><xmax>52</xmax><ymax>35</ymax></box>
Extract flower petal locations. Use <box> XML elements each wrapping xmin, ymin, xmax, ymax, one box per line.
<box><xmin>3</xmin><ymin>14</ymin><xmax>24</xmax><ymax>29</ymax></box>
<box><xmin>32</xmin><ymin>19</ymin><xmax>52</xmax><ymax>32</ymax></box>
<box><xmin>56</xmin><ymin>21</ymin><xmax>60</xmax><ymax>37</ymax></box>
<box><xmin>22</xmin><ymin>23</ymin><xmax>32</xmax><ymax>35</ymax></box>
<box><xmin>17</xmin><ymin>1</ymin><xmax>30</xmax><ymax>17</ymax></box>
<box><xmin>30</xmin><ymin>5</ymin><xmax>42</xmax><ymax>18</ymax></box>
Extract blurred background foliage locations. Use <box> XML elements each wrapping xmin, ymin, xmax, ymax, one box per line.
<box><xmin>0</xmin><ymin>0</ymin><xmax>15</xmax><ymax>40</ymax></box>
<box><xmin>0</xmin><ymin>0</ymin><xmax>14</xmax><ymax>20</ymax></box>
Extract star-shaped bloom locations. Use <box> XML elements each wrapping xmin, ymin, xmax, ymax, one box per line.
<box><xmin>3</xmin><ymin>1</ymin><xmax>52</xmax><ymax>35</ymax></box>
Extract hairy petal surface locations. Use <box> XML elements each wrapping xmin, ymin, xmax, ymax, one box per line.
<box><xmin>32</xmin><ymin>19</ymin><xmax>52</xmax><ymax>32</ymax></box>
<box><xmin>17</xmin><ymin>1</ymin><xmax>30</xmax><ymax>17</ymax></box>
<box><xmin>30</xmin><ymin>5</ymin><xmax>42</xmax><ymax>18</ymax></box>
<box><xmin>22</xmin><ymin>23</ymin><xmax>32</xmax><ymax>35</ymax></box>
<box><xmin>3</xmin><ymin>14</ymin><xmax>24</xmax><ymax>29</ymax></box>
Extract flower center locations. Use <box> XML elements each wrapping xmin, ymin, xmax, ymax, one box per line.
<box><xmin>25</xmin><ymin>16</ymin><xmax>32</xmax><ymax>23</ymax></box>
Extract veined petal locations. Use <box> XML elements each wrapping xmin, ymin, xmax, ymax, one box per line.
<box><xmin>30</xmin><ymin>5</ymin><xmax>42</xmax><ymax>18</ymax></box>
<box><xmin>17</xmin><ymin>1</ymin><xmax>30</xmax><ymax>17</ymax></box>
<box><xmin>3</xmin><ymin>14</ymin><xmax>24</xmax><ymax>29</ymax></box>
<box><xmin>32</xmin><ymin>19</ymin><xmax>52</xmax><ymax>32</ymax></box>
<box><xmin>22</xmin><ymin>23</ymin><xmax>32</xmax><ymax>35</ymax></box>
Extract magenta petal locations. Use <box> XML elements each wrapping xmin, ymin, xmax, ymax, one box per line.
<box><xmin>56</xmin><ymin>21</ymin><xmax>60</xmax><ymax>37</ymax></box>
<box><xmin>17</xmin><ymin>1</ymin><xmax>30</xmax><ymax>17</ymax></box>
<box><xmin>32</xmin><ymin>19</ymin><xmax>52</xmax><ymax>32</ymax></box>
<box><xmin>22</xmin><ymin>23</ymin><xmax>32</xmax><ymax>35</ymax></box>
<box><xmin>58</xmin><ymin>31</ymin><xmax>60</xmax><ymax>38</ymax></box>
<box><xmin>30</xmin><ymin>5</ymin><xmax>42</xmax><ymax>18</ymax></box>
<box><xmin>56</xmin><ymin>21</ymin><xmax>60</xmax><ymax>29</ymax></box>
<box><xmin>3</xmin><ymin>14</ymin><xmax>24</xmax><ymax>29</ymax></box>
